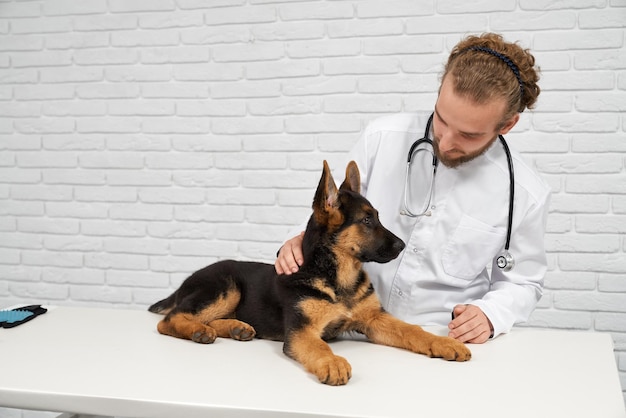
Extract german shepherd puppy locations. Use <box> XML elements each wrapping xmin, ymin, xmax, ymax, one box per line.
<box><xmin>149</xmin><ymin>161</ymin><xmax>471</xmax><ymax>385</ymax></box>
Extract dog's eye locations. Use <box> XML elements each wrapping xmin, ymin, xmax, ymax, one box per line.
<box><xmin>361</xmin><ymin>216</ymin><xmax>371</xmax><ymax>226</ymax></box>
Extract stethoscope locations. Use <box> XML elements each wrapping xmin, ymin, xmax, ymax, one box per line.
<box><xmin>400</xmin><ymin>113</ymin><xmax>516</xmax><ymax>272</ymax></box>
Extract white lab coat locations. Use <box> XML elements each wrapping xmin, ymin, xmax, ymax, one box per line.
<box><xmin>289</xmin><ymin>113</ymin><xmax>551</xmax><ymax>338</ymax></box>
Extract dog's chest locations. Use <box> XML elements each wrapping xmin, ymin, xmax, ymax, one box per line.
<box><xmin>309</xmin><ymin>273</ymin><xmax>369</xmax><ymax>306</ymax></box>
<box><xmin>301</xmin><ymin>276</ymin><xmax>373</xmax><ymax>333</ymax></box>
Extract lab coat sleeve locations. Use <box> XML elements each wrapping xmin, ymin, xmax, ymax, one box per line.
<box><xmin>471</xmin><ymin>190</ymin><xmax>551</xmax><ymax>339</ymax></box>
<box><xmin>340</xmin><ymin>122</ymin><xmax>386</xmax><ymax>197</ymax></box>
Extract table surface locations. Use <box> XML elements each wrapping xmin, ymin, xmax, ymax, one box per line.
<box><xmin>0</xmin><ymin>306</ymin><xmax>624</xmax><ymax>418</ymax></box>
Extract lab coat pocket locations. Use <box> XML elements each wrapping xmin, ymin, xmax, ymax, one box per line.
<box><xmin>441</xmin><ymin>215</ymin><xmax>506</xmax><ymax>282</ymax></box>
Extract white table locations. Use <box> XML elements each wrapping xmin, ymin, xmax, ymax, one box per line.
<box><xmin>0</xmin><ymin>306</ymin><xmax>624</xmax><ymax>418</ymax></box>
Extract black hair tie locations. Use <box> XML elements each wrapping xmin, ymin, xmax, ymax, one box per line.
<box><xmin>466</xmin><ymin>46</ymin><xmax>524</xmax><ymax>103</ymax></box>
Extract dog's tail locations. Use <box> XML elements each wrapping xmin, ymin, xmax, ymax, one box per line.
<box><xmin>148</xmin><ymin>293</ymin><xmax>176</xmax><ymax>315</ymax></box>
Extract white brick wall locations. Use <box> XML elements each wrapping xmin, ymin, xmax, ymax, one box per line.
<box><xmin>1</xmin><ymin>1</ymin><xmax>625</xmax><ymax>415</ymax></box>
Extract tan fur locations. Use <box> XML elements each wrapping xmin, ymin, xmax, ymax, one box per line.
<box><xmin>326</xmin><ymin>206</ymin><xmax>345</xmax><ymax>233</ymax></box>
<box><xmin>311</xmin><ymin>278</ymin><xmax>337</xmax><ymax>301</ymax></box>
<box><xmin>289</xmin><ymin>328</ymin><xmax>352</xmax><ymax>385</ymax></box>
<box><xmin>333</xmin><ymin>225</ymin><xmax>364</xmax><ymax>289</ymax></box>
<box><xmin>289</xmin><ymin>298</ymin><xmax>353</xmax><ymax>385</ymax></box>
<box><xmin>298</xmin><ymin>298</ymin><xmax>351</xmax><ymax>331</ymax></box>
<box><xmin>157</xmin><ymin>312</ymin><xmax>218</xmax><ymax>344</ymax></box>
<box><xmin>195</xmin><ymin>290</ymin><xmax>241</xmax><ymax>323</ymax></box>
<box><xmin>209</xmin><ymin>319</ymin><xmax>256</xmax><ymax>340</ymax></box>
<box><xmin>156</xmin><ymin>289</ymin><xmax>242</xmax><ymax>344</ymax></box>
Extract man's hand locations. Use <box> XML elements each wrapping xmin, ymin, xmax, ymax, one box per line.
<box><xmin>448</xmin><ymin>304</ymin><xmax>493</xmax><ymax>344</ymax></box>
<box><xmin>274</xmin><ymin>232</ymin><xmax>304</xmax><ymax>275</ymax></box>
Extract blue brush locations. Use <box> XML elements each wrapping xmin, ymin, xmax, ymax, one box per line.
<box><xmin>0</xmin><ymin>305</ymin><xmax>46</xmax><ymax>328</ymax></box>
<box><xmin>0</xmin><ymin>310</ymin><xmax>33</xmax><ymax>324</ymax></box>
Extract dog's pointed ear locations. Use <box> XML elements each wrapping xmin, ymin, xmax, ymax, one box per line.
<box><xmin>339</xmin><ymin>161</ymin><xmax>360</xmax><ymax>194</ymax></box>
<box><xmin>313</xmin><ymin>160</ymin><xmax>339</xmax><ymax>213</ymax></box>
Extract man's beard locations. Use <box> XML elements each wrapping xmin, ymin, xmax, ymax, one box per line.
<box><xmin>432</xmin><ymin>135</ymin><xmax>498</xmax><ymax>169</ymax></box>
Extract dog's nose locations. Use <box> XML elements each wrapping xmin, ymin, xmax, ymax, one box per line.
<box><xmin>393</xmin><ymin>238</ymin><xmax>405</xmax><ymax>254</ymax></box>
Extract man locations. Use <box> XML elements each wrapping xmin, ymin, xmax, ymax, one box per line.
<box><xmin>275</xmin><ymin>33</ymin><xmax>550</xmax><ymax>344</ymax></box>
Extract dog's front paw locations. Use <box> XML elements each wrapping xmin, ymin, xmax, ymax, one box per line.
<box><xmin>430</xmin><ymin>337</ymin><xmax>471</xmax><ymax>362</ymax></box>
<box><xmin>312</xmin><ymin>355</ymin><xmax>352</xmax><ymax>385</ymax></box>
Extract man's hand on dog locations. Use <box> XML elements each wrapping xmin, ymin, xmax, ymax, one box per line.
<box><xmin>275</xmin><ymin>232</ymin><xmax>304</xmax><ymax>275</ymax></box>
<box><xmin>448</xmin><ymin>304</ymin><xmax>493</xmax><ymax>344</ymax></box>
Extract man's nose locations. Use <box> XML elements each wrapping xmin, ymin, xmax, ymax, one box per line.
<box><xmin>437</xmin><ymin>127</ymin><xmax>456</xmax><ymax>152</ymax></box>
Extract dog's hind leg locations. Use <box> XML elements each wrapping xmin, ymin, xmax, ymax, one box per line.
<box><xmin>208</xmin><ymin>319</ymin><xmax>256</xmax><ymax>341</ymax></box>
<box><xmin>156</xmin><ymin>287</ymin><xmax>243</xmax><ymax>344</ymax></box>
<box><xmin>157</xmin><ymin>312</ymin><xmax>218</xmax><ymax>344</ymax></box>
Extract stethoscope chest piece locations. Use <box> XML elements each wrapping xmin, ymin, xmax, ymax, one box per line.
<box><xmin>496</xmin><ymin>250</ymin><xmax>514</xmax><ymax>272</ymax></box>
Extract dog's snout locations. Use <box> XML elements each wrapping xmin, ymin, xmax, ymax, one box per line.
<box><xmin>392</xmin><ymin>238</ymin><xmax>405</xmax><ymax>254</ymax></box>
<box><xmin>386</xmin><ymin>234</ymin><xmax>405</xmax><ymax>259</ymax></box>
<box><xmin>367</xmin><ymin>232</ymin><xmax>405</xmax><ymax>263</ymax></box>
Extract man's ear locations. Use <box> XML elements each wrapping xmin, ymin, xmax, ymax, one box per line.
<box><xmin>499</xmin><ymin>113</ymin><xmax>520</xmax><ymax>135</ymax></box>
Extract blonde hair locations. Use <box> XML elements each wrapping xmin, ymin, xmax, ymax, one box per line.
<box><xmin>443</xmin><ymin>33</ymin><xmax>540</xmax><ymax>126</ymax></box>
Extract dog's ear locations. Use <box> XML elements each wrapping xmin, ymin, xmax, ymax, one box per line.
<box><xmin>339</xmin><ymin>161</ymin><xmax>360</xmax><ymax>194</ymax></box>
<box><xmin>313</xmin><ymin>160</ymin><xmax>339</xmax><ymax>213</ymax></box>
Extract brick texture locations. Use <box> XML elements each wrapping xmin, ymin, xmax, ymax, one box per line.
<box><xmin>0</xmin><ymin>0</ymin><xmax>625</xmax><ymax>414</ymax></box>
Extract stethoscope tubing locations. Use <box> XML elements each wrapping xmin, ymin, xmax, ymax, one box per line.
<box><xmin>403</xmin><ymin>112</ymin><xmax>516</xmax><ymax>270</ymax></box>
<box><xmin>498</xmin><ymin>133</ymin><xmax>514</xmax><ymax>253</ymax></box>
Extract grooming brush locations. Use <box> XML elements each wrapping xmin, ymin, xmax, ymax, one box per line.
<box><xmin>0</xmin><ymin>305</ymin><xmax>47</xmax><ymax>328</ymax></box>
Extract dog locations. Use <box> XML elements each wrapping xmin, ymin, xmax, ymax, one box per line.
<box><xmin>149</xmin><ymin>160</ymin><xmax>471</xmax><ymax>385</ymax></box>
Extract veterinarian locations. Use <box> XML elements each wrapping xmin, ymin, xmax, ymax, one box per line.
<box><xmin>275</xmin><ymin>33</ymin><xmax>550</xmax><ymax>345</ymax></box>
